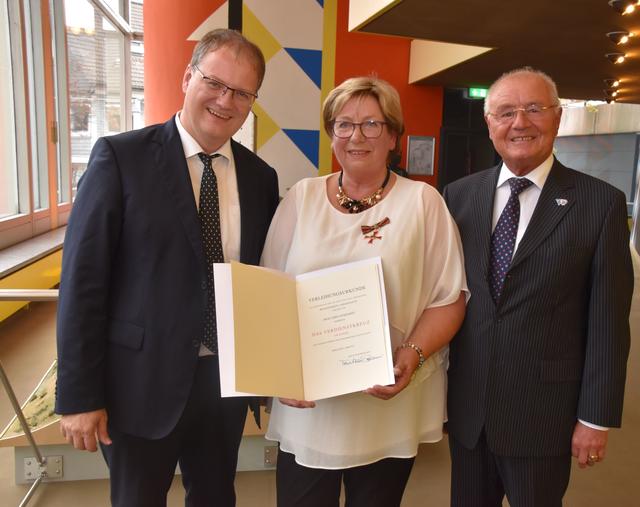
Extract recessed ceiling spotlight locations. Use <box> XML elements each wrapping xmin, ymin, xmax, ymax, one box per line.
<box><xmin>608</xmin><ymin>0</ymin><xmax>640</xmax><ymax>15</ymax></box>
<box><xmin>607</xmin><ymin>31</ymin><xmax>634</xmax><ymax>44</ymax></box>
<box><xmin>605</xmin><ymin>52</ymin><xmax>626</xmax><ymax>63</ymax></box>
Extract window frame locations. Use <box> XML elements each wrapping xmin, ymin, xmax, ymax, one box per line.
<box><xmin>0</xmin><ymin>0</ymin><xmax>138</xmax><ymax>248</ymax></box>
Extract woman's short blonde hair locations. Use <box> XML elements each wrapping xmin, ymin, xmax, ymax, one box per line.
<box><xmin>322</xmin><ymin>77</ymin><xmax>404</xmax><ymax>161</ymax></box>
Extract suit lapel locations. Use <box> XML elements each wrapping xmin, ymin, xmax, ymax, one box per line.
<box><xmin>510</xmin><ymin>159</ymin><xmax>575</xmax><ymax>269</ymax></box>
<box><xmin>473</xmin><ymin>166</ymin><xmax>501</xmax><ymax>281</ymax></box>
<box><xmin>154</xmin><ymin>117</ymin><xmax>206</xmax><ymax>268</ymax></box>
<box><xmin>232</xmin><ymin>140</ymin><xmax>253</xmax><ymax>263</ymax></box>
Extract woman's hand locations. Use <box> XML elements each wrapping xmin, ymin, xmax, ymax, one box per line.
<box><xmin>364</xmin><ymin>346</ymin><xmax>419</xmax><ymax>400</ymax></box>
<box><xmin>365</xmin><ymin>294</ymin><xmax>466</xmax><ymax>401</ymax></box>
<box><xmin>278</xmin><ymin>398</ymin><xmax>316</xmax><ymax>409</ymax></box>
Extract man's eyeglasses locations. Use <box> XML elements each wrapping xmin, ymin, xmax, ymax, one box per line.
<box><xmin>332</xmin><ymin>120</ymin><xmax>387</xmax><ymax>139</ymax></box>
<box><xmin>192</xmin><ymin>65</ymin><xmax>258</xmax><ymax>105</ymax></box>
<box><xmin>486</xmin><ymin>104</ymin><xmax>560</xmax><ymax>124</ymax></box>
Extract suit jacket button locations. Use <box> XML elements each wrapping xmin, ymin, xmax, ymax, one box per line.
<box><xmin>201</xmin><ymin>280</ymin><xmax>207</xmax><ymax>290</ymax></box>
<box><xmin>192</xmin><ymin>339</ymin><xmax>200</xmax><ymax>348</ymax></box>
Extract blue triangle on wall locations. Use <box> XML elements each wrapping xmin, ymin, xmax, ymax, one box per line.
<box><xmin>284</xmin><ymin>48</ymin><xmax>322</xmax><ymax>88</ymax></box>
<box><xmin>316</xmin><ymin>0</ymin><xmax>324</xmax><ymax>7</ymax></box>
<box><xmin>283</xmin><ymin>129</ymin><xmax>319</xmax><ymax>168</ymax></box>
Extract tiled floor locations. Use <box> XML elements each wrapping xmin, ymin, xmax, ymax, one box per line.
<box><xmin>1</xmin><ymin>295</ymin><xmax>638</xmax><ymax>506</ymax></box>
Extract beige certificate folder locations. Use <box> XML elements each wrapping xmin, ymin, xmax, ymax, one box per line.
<box><xmin>214</xmin><ymin>257</ymin><xmax>394</xmax><ymax>401</ymax></box>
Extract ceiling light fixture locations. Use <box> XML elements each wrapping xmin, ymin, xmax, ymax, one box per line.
<box><xmin>604</xmin><ymin>78</ymin><xmax>621</xmax><ymax>87</ymax></box>
<box><xmin>608</xmin><ymin>0</ymin><xmax>640</xmax><ymax>15</ymax></box>
<box><xmin>604</xmin><ymin>88</ymin><xmax>619</xmax><ymax>97</ymax></box>
<box><xmin>607</xmin><ymin>31</ymin><xmax>634</xmax><ymax>44</ymax></box>
<box><xmin>605</xmin><ymin>52</ymin><xmax>626</xmax><ymax>63</ymax></box>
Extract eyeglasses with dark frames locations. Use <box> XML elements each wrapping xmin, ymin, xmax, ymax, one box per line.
<box><xmin>332</xmin><ymin>120</ymin><xmax>387</xmax><ymax>139</ymax></box>
<box><xmin>192</xmin><ymin>65</ymin><xmax>258</xmax><ymax>105</ymax></box>
<box><xmin>486</xmin><ymin>104</ymin><xmax>560</xmax><ymax>124</ymax></box>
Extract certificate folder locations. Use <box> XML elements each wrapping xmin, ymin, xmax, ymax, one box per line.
<box><xmin>214</xmin><ymin>257</ymin><xmax>394</xmax><ymax>401</ymax></box>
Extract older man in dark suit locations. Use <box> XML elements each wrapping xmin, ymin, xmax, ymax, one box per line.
<box><xmin>443</xmin><ymin>67</ymin><xmax>633</xmax><ymax>506</ymax></box>
<box><xmin>55</xmin><ymin>29</ymin><xmax>279</xmax><ymax>506</ymax></box>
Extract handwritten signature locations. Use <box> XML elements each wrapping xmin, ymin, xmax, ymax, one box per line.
<box><xmin>339</xmin><ymin>355</ymin><xmax>382</xmax><ymax>366</ymax></box>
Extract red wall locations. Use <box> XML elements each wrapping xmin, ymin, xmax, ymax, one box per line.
<box><xmin>144</xmin><ymin>0</ymin><xmax>226</xmax><ymax>125</ymax></box>
<box><xmin>334</xmin><ymin>0</ymin><xmax>443</xmax><ymax>185</ymax></box>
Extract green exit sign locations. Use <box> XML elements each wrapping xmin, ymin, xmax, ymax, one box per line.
<box><xmin>468</xmin><ymin>87</ymin><xmax>488</xmax><ymax>99</ymax></box>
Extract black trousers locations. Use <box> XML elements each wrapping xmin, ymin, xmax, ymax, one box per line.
<box><xmin>449</xmin><ymin>432</ymin><xmax>571</xmax><ymax>507</ymax></box>
<box><xmin>101</xmin><ymin>356</ymin><xmax>248</xmax><ymax>507</ymax></box>
<box><xmin>276</xmin><ymin>449</ymin><xmax>415</xmax><ymax>507</ymax></box>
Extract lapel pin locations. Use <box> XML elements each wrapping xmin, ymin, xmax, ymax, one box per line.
<box><xmin>555</xmin><ymin>198</ymin><xmax>568</xmax><ymax>206</ymax></box>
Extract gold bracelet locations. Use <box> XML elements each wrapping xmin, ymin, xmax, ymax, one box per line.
<box><xmin>398</xmin><ymin>342</ymin><xmax>425</xmax><ymax>369</ymax></box>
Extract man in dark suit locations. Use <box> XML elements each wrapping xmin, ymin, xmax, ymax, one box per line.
<box><xmin>55</xmin><ymin>29</ymin><xmax>279</xmax><ymax>506</ymax></box>
<box><xmin>443</xmin><ymin>67</ymin><xmax>633</xmax><ymax>506</ymax></box>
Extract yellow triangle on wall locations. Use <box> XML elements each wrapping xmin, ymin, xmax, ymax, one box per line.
<box><xmin>243</xmin><ymin>4</ymin><xmax>281</xmax><ymax>62</ymax></box>
<box><xmin>252</xmin><ymin>101</ymin><xmax>280</xmax><ymax>150</ymax></box>
<box><xmin>318</xmin><ymin>0</ymin><xmax>337</xmax><ymax>175</ymax></box>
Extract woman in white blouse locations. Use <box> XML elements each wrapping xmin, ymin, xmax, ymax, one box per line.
<box><xmin>261</xmin><ymin>76</ymin><xmax>467</xmax><ymax>507</ymax></box>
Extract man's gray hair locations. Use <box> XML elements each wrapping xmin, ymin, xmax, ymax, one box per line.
<box><xmin>484</xmin><ymin>66</ymin><xmax>560</xmax><ymax>114</ymax></box>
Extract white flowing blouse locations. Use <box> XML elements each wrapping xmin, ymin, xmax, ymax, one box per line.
<box><xmin>261</xmin><ymin>174</ymin><xmax>467</xmax><ymax>469</ymax></box>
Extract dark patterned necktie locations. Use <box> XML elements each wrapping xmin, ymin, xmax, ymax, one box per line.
<box><xmin>198</xmin><ymin>152</ymin><xmax>223</xmax><ymax>353</ymax></box>
<box><xmin>489</xmin><ymin>177</ymin><xmax>533</xmax><ymax>303</ymax></box>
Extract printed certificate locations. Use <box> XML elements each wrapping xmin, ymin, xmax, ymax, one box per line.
<box><xmin>214</xmin><ymin>257</ymin><xmax>394</xmax><ymax>400</ymax></box>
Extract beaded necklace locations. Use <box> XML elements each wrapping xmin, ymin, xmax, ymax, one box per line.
<box><xmin>336</xmin><ymin>169</ymin><xmax>391</xmax><ymax>214</ymax></box>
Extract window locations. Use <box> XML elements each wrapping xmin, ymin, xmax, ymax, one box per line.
<box><xmin>0</xmin><ymin>0</ymin><xmax>142</xmax><ymax>249</ymax></box>
<box><xmin>104</xmin><ymin>0</ymin><xmax>124</xmax><ymax>16</ymax></box>
<box><xmin>0</xmin><ymin>0</ymin><xmax>19</xmax><ymax>219</ymax></box>
<box><xmin>65</xmin><ymin>0</ymin><xmax>128</xmax><ymax>195</ymax></box>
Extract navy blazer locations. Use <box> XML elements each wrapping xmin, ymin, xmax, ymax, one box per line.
<box><xmin>443</xmin><ymin>159</ymin><xmax>632</xmax><ymax>456</ymax></box>
<box><xmin>55</xmin><ymin>117</ymin><xmax>279</xmax><ymax>439</ymax></box>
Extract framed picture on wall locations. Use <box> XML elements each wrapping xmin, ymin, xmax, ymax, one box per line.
<box><xmin>407</xmin><ymin>135</ymin><xmax>435</xmax><ymax>176</ymax></box>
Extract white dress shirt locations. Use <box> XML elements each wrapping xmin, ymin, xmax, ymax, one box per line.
<box><xmin>491</xmin><ymin>154</ymin><xmax>553</xmax><ymax>257</ymax></box>
<box><xmin>175</xmin><ymin>113</ymin><xmax>241</xmax><ymax>262</ymax></box>
<box><xmin>175</xmin><ymin>113</ymin><xmax>241</xmax><ymax>356</ymax></box>
<box><xmin>493</xmin><ymin>153</ymin><xmax>607</xmax><ymax>432</ymax></box>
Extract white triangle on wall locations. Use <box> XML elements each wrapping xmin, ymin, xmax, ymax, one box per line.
<box><xmin>188</xmin><ymin>2</ymin><xmax>229</xmax><ymax>41</ymax></box>
<box><xmin>409</xmin><ymin>39</ymin><xmax>493</xmax><ymax>84</ymax></box>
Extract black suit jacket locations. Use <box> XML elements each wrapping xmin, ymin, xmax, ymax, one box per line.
<box><xmin>443</xmin><ymin>159</ymin><xmax>632</xmax><ymax>457</ymax></box>
<box><xmin>55</xmin><ymin>117</ymin><xmax>279</xmax><ymax>439</ymax></box>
